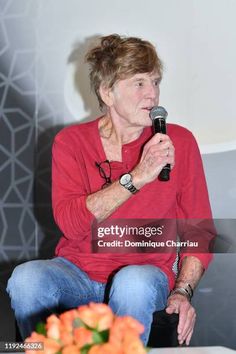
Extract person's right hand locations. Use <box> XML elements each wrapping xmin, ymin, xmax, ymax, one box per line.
<box><xmin>132</xmin><ymin>133</ymin><xmax>175</xmax><ymax>188</ymax></box>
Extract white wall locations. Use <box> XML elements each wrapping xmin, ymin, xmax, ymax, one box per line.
<box><xmin>32</xmin><ymin>0</ymin><xmax>236</xmax><ymax>154</ymax></box>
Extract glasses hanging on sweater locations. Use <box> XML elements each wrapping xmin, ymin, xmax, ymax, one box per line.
<box><xmin>95</xmin><ymin>160</ymin><xmax>112</xmax><ymax>189</ymax></box>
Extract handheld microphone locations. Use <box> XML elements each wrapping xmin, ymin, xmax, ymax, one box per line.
<box><xmin>150</xmin><ymin>106</ymin><xmax>170</xmax><ymax>181</ymax></box>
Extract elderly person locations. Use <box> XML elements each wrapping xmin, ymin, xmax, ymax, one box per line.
<box><xmin>7</xmin><ymin>34</ymin><xmax>212</xmax><ymax>346</ymax></box>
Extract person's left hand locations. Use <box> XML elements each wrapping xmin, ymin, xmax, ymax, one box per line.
<box><xmin>165</xmin><ymin>293</ymin><xmax>196</xmax><ymax>345</ymax></box>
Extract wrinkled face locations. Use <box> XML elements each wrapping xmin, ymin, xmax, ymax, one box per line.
<box><xmin>107</xmin><ymin>72</ymin><xmax>161</xmax><ymax>127</ymax></box>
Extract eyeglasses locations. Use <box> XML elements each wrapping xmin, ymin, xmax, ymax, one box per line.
<box><xmin>95</xmin><ymin>160</ymin><xmax>112</xmax><ymax>189</ymax></box>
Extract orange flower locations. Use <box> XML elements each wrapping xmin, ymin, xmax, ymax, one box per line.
<box><xmin>59</xmin><ymin>329</ymin><xmax>74</xmax><ymax>346</ymax></box>
<box><xmin>109</xmin><ymin>316</ymin><xmax>144</xmax><ymax>347</ymax></box>
<box><xmin>73</xmin><ymin>327</ymin><xmax>93</xmax><ymax>348</ymax></box>
<box><xmin>87</xmin><ymin>344</ymin><xmax>102</xmax><ymax>354</ymax></box>
<box><xmin>59</xmin><ymin>308</ymin><xmax>81</xmax><ymax>345</ymax></box>
<box><xmin>46</xmin><ymin>314</ymin><xmax>61</xmax><ymax>340</ymax></box>
<box><xmin>123</xmin><ymin>339</ymin><xmax>147</xmax><ymax>354</ymax></box>
<box><xmin>25</xmin><ymin>303</ymin><xmax>147</xmax><ymax>354</ymax></box>
<box><xmin>89</xmin><ymin>302</ymin><xmax>114</xmax><ymax>331</ymax></box>
<box><xmin>25</xmin><ymin>332</ymin><xmax>61</xmax><ymax>354</ymax></box>
<box><xmin>60</xmin><ymin>308</ymin><xmax>80</xmax><ymax>332</ymax></box>
<box><xmin>88</xmin><ymin>343</ymin><xmax>123</xmax><ymax>354</ymax></box>
<box><xmin>108</xmin><ymin>317</ymin><xmax>124</xmax><ymax>346</ymax></box>
<box><xmin>61</xmin><ymin>344</ymin><xmax>80</xmax><ymax>354</ymax></box>
<box><xmin>77</xmin><ymin>303</ymin><xmax>114</xmax><ymax>331</ymax></box>
<box><xmin>123</xmin><ymin>330</ymin><xmax>146</xmax><ymax>354</ymax></box>
<box><xmin>25</xmin><ymin>332</ymin><xmax>46</xmax><ymax>354</ymax></box>
<box><xmin>40</xmin><ymin>337</ymin><xmax>61</xmax><ymax>354</ymax></box>
<box><xmin>120</xmin><ymin>316</ymin><xmax>144</xmax><ymax>335</ymax></box>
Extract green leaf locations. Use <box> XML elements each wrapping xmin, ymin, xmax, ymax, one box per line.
<box><xmin>80</xmin><ymin>349</ymin><xmax>88</xmax><ymax>354</ymax></box>
<box><xmin>73</xmin><ymin>318</ymin><xmax>85</xmax><ymax>328</ymax></box>
<box><xmin>98</xmin><ymin>330</ymin><xmax>109</xmax><ymax>342</ymax></box>
<box><xmin>92</xmin><ymin>329</ymin><xmax>109</xmax><ymax>344</ymax></box>
<box><xmin>80</xmin><ymin>344</ymin><xmax>93</xmax><ymax>354</ymax></box>
<box><xmin>35</xmin><ymin>322</ymin><xmax>46</xmax><ymax>336</ymax></box>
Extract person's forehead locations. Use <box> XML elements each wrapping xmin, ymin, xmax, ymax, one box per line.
<box><xmin>128</xmin><ymin>72</ymin><xmax>161</xmax><ymax>80</ymax></box>
<box><xmin>113</xmin><ymin>71</ymin><xmax>161</xmax><ymax>88</ymax></box>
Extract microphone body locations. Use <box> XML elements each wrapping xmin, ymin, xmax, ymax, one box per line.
<box><xmin>150</xmin><ymin>106</ymin><xmax>170</xmax><ymax>182</ymax></box>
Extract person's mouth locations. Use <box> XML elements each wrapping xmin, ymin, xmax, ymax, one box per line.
<box><xmin>142</xmin><ymin>107</ymin><xmax>154</xmax><ymax>112</ymax></box>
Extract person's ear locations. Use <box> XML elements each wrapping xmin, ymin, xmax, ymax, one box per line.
<box><xmin>99</xmin><ymin>84</ymin><xmax>113</xmax><ymax>107</ymax></box>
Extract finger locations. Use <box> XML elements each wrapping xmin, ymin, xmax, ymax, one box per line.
<box><xmin>143</xmin><ymin>133</ymin><xmax>163</xmax><ymax>153</ymax></box>
<box><xmin>182</xmin><ymin>325</ymin><xmax>194</xmax><ymax>346</ymax></box>
<box><xmin>146</xmin><ymin>143</ymin><xmax>174</xmax><ymax>160</ymax></box>
<box><xmin>153</xmin><ymin>133</ymin><xmax>171</xmax><ymax>143</ymax></box>
<box><xmin>165</xmin><ymin>305</ymin><xmax>176</xmax><ymax>314</ymax></box>
<box><xmin>178</xmin><ymin>309</ymin><xmax>196</xmax><ymax>344</ymax></box>
<box><xmin>151</xmin><ymin>149</ymin><xmax>171</xmax><ymax>158</ymax></box>
<box><xmin>166</xmin><ymin>301</ymin><xmax>179</xmax><ymax>314</ymax></box>
<box><xmin>142</xmin><ymin>137</ymin><xmax>174</xmax><ymax>163</ymax></box>
<box><xmin>180</xmin><ymin>325</ymin><xmax>194</xmax><ymax>346</ymax></box>
<box><xmin>166</xmin><ymin>145</ymin><xmax>175</xmax><ymax>156</ymax></box>
<box><xmin>158</xmin><ymin>144</ymin><xmax>175</xmax><ymax>160</ymax></box>
<box><xmin>151</xmin><ymin>153</ymin><xmax>174</xmax><ymax>170</ymax></box>
<box><xmin>158</xmin><ymin>140</ymin><xmax>174</xmax><ymax>151</ymax></box>
<box><xmin>182</xmin><ymin>311</ymin><xmax>196</xmax><ymax>341</ymax></box>
<box><xmin>181</xmin><ymin>307</ymin><xmax>196</xmax><ymax>338</ymax></box>
<box><xmin>141</xmin><ymin>142</ymin><xmax>175</xmax><ymax>169</ymax></box>
<box><xmin>143</xmin><ymin>133</ymin><xmax>173</xmax><ymax>153</ymax></box>
<box><xmin>185</xmin><ymin>329</ymin><xmax>194</xmax><ymax>346</ymax></box>
<box><xmin>177</xmin><ymin>306</ymin><xmax>188</xmax><ymax>337</ymax></box>
<box><xmin>156</xmin><ymin>154</ymin><xmax>173</xmax><ymax>169</ymax></box>
<box><xmin>178</xmin><ymin>324</ymin><xmax>194</xmax><ymax>344</ymax></box>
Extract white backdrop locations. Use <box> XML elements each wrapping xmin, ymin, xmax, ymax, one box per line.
<box><xmin>33</xmin><ymin>0</ymin><xmax>236</xmax><ymax>154</ymax></box>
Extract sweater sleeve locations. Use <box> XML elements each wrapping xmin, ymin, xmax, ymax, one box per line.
<box><xmin>52</xmin><ymin>131</ymin><xmax>95</xmax><ymax>239</ymax></box>
<box><xmin>176</xmin><ymin>132</ymin><xmax>215</xmax><ymax>269</ymax></box>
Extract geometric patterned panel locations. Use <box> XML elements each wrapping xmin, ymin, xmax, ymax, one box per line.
<box><xmin>0</xmin><ymin>0</ymin><xmax>37</xmax><ymax>263</ymax></box>
<box><xmin>0</xmin><ymin>0</ymin><xmax>61</xmax><ymax>263</ymax></box>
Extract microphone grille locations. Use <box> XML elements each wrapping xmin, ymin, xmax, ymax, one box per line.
<box><xmin>150</xmin><ymin>106</ymin><xmax>168</xmax><ymax>121</ymax></box>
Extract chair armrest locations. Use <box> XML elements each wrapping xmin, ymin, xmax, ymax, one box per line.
<box><xmin>147</xmin><ymin>310</ymin><xmax>179</xmax><ymax>348</ymax></box>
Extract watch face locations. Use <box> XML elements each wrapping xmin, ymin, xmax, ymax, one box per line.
<box><xmin>120</xmin><ymin>173</ymin><xmax>132</xmax><ymax>186</ymax></box>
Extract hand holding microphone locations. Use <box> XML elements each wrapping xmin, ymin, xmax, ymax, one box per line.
<box><xmin>149</xmin><ymin>106</ymin><xmax>171</xmax><ymax>181</ymax></box>
<box><xmin>132</xmin><ymin>106</ymin><xmax>174</xmax><ymax>189</ymax></box>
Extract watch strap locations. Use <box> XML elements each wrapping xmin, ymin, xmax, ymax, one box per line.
<box><xmin>127</xmin><ymin>184</ymin><xmax>139</xmax><ymax>194</ymax></box>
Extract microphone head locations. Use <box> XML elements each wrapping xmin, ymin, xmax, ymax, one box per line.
<box><xmin>150</xmin><ymin>106</ymin><xmax>168</xmax><ymax>121</ymax></box>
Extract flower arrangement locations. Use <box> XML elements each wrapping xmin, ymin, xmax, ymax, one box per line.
<box><xmin>25</xmin><ymin>302</ymin><xmax>148</xmax><ymax>354</ymax></box>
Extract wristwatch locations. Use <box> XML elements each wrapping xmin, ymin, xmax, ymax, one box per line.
<box><xmin>119</xmin><ymin>173</ymin><xmax>139</xmax><ymax>194</ymax></box>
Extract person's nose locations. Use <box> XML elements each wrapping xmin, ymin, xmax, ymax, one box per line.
<box><xmin>145</xmin><ymin>82</ymin><xmax>159</xmax><ymax>100</ymax></box>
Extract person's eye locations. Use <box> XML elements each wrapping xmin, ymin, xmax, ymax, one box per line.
<box><xmin>136</xmin><ymin>81</ymin><xmax>143</xmax><ymax>87</ymax></box>
<box><xmin>154</xmin><ymin>80</ymin><xmax>160</xmax><ymax>87</ymax></box>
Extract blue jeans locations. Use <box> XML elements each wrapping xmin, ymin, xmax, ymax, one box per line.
<box><xmin>7</xmin><ymin>257</ymin><xmax>169</xmax><ymax>345</ymax></box>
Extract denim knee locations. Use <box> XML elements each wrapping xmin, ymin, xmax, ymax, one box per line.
<box><xmin>108</xmin><ymin>265</ymin><xmax>169</xmax><ymax>345</ymax></box>
<box><xmin>7</xmin><ymin>260</ymin><xmax>59</xmax><ymax>307</ymax></box>
<box><xmin>112</xmin><ymin>265</ymin><xmax>168</xmax><ymax>293</ymax></box>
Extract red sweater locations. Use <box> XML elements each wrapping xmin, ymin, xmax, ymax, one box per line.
<box><xmin>52</xmin><ymin>117</ymin><xmax>213</xmax><ymax>289</ymax></box>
